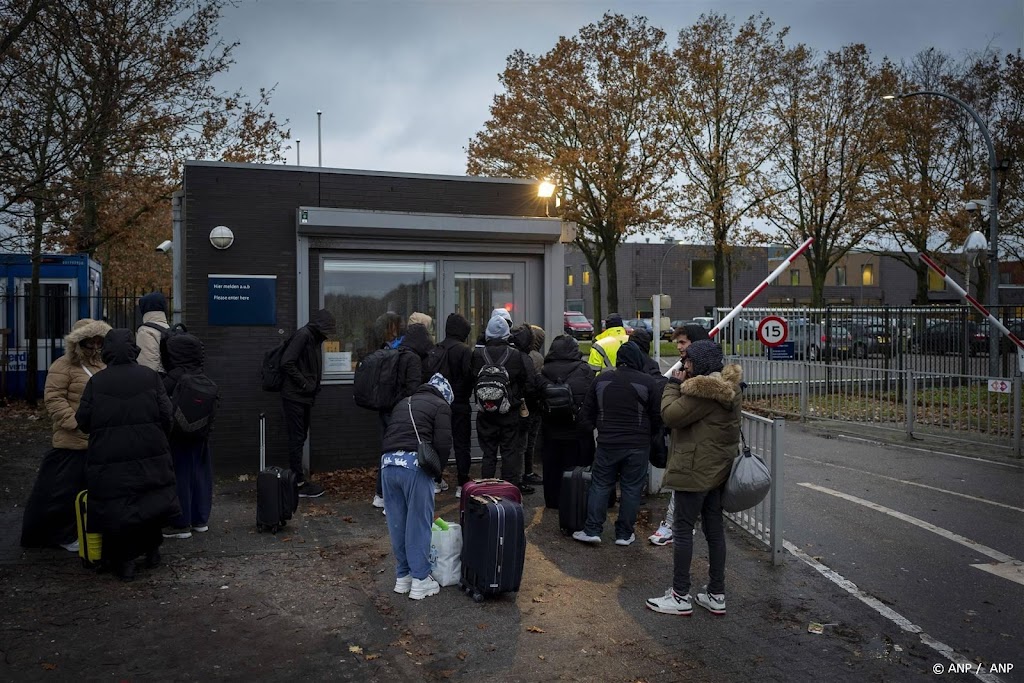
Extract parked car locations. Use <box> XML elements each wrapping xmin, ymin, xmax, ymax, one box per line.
<box><xmin>909</xmin><ymin>321</ymin><xmax>986</xmax><ymax>355</ymax></box>
<box><xmin>787</xmin><ymin>321</ymin><xmax>853</xmax><ymax>360</ymax></box>
<box><xmin>845</xmin><ymin>322</ymin><xmax>893</xmax><ymax>358</ymax></box>
<box><xmin>625</xmin><ymin>318</ymin><xmax>653</xmax><ymax>336</ymax></box>
<box><xmin>563</xmin><ymin>312</ymin><xmax>594</xmax><ymax>340</ymax></box>
<box><xmin>692</xmin><ymin>317</ymin><xmax>715</xmax><ymax>331</ymax></box>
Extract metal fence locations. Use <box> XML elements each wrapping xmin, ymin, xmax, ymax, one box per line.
<box><xmin>1</xmin><ymin>290</ymin><xmax>173</xmax><ymax>399</ymax></box>
<box><xmin>726</xmin><ymin>411</ymin><xmax>786</xmax><ymax>566</ymax></box>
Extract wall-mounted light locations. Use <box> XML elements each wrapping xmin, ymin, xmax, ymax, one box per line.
<box><xmin>210</xmin><ymin>225</ymin><xmax>234</xmax><ymax>249</ymax></box>
<box><xmin>537</xmin><ymin>180</ymin><xmax>556</xmax><ymax>198</ymax></box>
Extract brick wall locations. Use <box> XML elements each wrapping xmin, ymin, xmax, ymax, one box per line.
<box><xmin>182</xmin><ymin>162</ymin><xmax>546</xmax><ymax>475</ymax></box>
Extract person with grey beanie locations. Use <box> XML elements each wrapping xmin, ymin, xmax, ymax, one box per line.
<box><xmin>470</xmin><ymin>315</ymin><xmax>534</xmax><ymax>493</ymax></box>
<box><xmin>647</xmin><ymin>338</ymin><xmax>742</xmax><ymax>617</ymax></box>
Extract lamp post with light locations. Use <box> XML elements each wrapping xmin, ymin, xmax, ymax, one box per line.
<box><xmin>883</xmin><ymin>91</ymin><xmax>1001</xmax><ymax>374</ymax></box>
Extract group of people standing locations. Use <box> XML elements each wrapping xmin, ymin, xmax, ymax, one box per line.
<box><xmin>21</xmin><ymin>293</ymin><xmax>217</xmax><ymax>581</ymax></box>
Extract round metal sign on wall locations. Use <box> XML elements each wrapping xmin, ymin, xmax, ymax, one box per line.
<box><xmin>757</xmin><ymin>316</ymin><xmax>789</xmax><ymax>348</ymax></box>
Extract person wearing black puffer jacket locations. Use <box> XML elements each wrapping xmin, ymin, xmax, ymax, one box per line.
<box><xmin>380</xmin><ymin>374</ymin><xmax>454</xmax><ymax>600</ymax></box>
<box><xmin>280</xmin><ymin>308</ymin><xmax>337</xmax><ymax>498</ymax></box>
<box><xmin>161</xmin><ymin>333</ymin><xmax>217</xmax><ymax>540</ymax></box>
<box><xmin>573</xmin><ymin>341</ymin><xmax>662</xmax><ymax>547</ymax></box>
<box><xmin>75</xmin><ymin>329</ymin><xmax>180</xmax><ymax>582</ymax></box>
<box><xmin>424</xmin><ymin>313</ymin><xmax>474</xmax><ymax>493</ymax></box>
<box><xmin>538</xmin><ymin>335</ymin><xmax>595</xmax><ymax>508</ymax></box>
<box><xmin>630</xmin><ymin>327</ymin><xmax>670</xmax><ymax>477</ymax></box>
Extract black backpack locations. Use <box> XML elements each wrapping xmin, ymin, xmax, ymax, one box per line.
<box><xmin>353</xmin><ymin>348</ymin><xmax>403</xmax><ymax>410</ymax></box>
<box><xmin>542</xmin><ymin>376</ymin><xmax>576</xmax><ymax>422</ymax></box>
<box><xmin>474</xmin><ymin>347</ymin><xmax>512</xmax><ymax>415</ymax></box>
<box><xmin>143</xmin><ymin>321</ymin><xmax>187</xmax><ymax>372</ymax></box>
<box><xmin>424</xmin><ymin>342</ymin><xmax>452</xmax><ymax>381</ymax></box>
<box><xmin>171</xmin><ymin>372</ymin><xmax>219</xmax><ymax>438</ymax></box>
<box><xmin>261</xmin><ymin>332</ymin><xmax>295</xmax><ymax>392</ymax></box>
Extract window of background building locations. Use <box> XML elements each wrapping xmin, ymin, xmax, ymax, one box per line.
<box><xmin>835</xmin><ymin>266</ymin><xmax>847</xmax><ymax>287</ymax></box>
<box><xmin>320</xmin><ymin>258</ymin><xmax>437</xmax><ymax>372</ymax></box>
<box><xmin>566</xmin><ymin>266</ymin><xmax>573</xmax><ymax>287</ymax></box>
<box><xmin>928</xmin><ymin>270</ymin><xmax>946</xmax><ymax>291</ymax></box>
<box><xmin>690</xmin><ymin>260</ymin><xmax>715</xmax><ymax>288</ymax></box>
<box><xmin>861</xmin><ymin>264</ymin><xmax>875</xmax><ymax>286</ymax></box>
<box><xmin>790</xmin><ymin>270</ymin><xmax>800</xmax><ymax>286</ymax></box>
<box><xmin>583</xmin><ymin>266</ymin><xmax>590</xmax><ymax>285</ymax></box>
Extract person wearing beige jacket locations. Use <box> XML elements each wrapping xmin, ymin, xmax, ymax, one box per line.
<box><xmin>136</xmin><ymin>291</ymin><xmax>170</xmax><ymax>373</ymax></box>
<box><xmin>20</xmin><ymin>318</ymin><xmax>110</xmax><ymax>550</ymax></box>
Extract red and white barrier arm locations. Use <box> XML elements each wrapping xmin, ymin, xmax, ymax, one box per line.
<box><xmin>664</xmin><ymin>237</ymin><xmax>815</xmax><ymax>377</ymax></box>
<box><xmin>708</xmin><ymin>237</ymin><xmax>815</xmax><ymax>340</ymax></box>
<box><xmin>919</xmin><ymin>253</ymin><xmax>1024</xmax><ymax>356</ymax></box>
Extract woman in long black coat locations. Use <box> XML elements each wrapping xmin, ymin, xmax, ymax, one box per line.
<box><xmin>538</xmin><ymin>335</ymin><xmax>596</xmax><ymax>509</ymax></box>
<box><xmin>76</xmin><ymin>328</ymin><xmax>180</xmax><ymax>581</ymax></box>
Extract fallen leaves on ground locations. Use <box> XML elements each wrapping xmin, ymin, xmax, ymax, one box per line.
<box><xmin>349</xmin><ymin>645</ymin><xmax>364</xmax><ymax>654</ymax></box>
<box><xmin>302</xmin><ymin>504</ymin><xmax>334</xmax><ymax>518</ymax></box>
<box><xmin>319</xmin><ymin>467</ymin><xmax>379</xmax><ymax>498</ymax></box>
<box><xmin>526</xmin><ymin>626</ymin><xmax>545</xmax><ymax>633</ymax></box>
<box><xmin>456</xmin><ymin>652</ymin><xmax>467</xmax><ymax>661</ymax></box>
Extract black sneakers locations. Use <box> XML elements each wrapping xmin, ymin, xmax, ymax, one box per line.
<box><xmin>298</xmin><ymin>481</ymin><xmax>325</xmax><ymax>498</ymax></box>
<box><xmin>517</xmin><ymin>483</ymin><xmax>536</xmax><ymax>495</ymax></box>
<box><xmin>522</xmin><ymin>472</ymin><xmax>543</xmax><ymax>485</ymax></box>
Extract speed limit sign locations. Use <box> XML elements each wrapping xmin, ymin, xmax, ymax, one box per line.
<box><xmin>757</xmin><ymin>316</ymin><xmax>789</xmax><ymax>348</ymax></box>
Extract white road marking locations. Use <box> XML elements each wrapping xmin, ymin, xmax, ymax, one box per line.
<box><xmin>784</xmin><ymin>541</ymin><xmax>1005</xmax><ymax>683</ymax></box>
<box><xmin>787</xmin><ymin>453</ymin><xmax>1024</xmax><ymax>513</ymax></box>
<box><xmin>798</xmin><ymin>482</ymin><xmax>1024</xmax><ymax>587</ymax></box>
<box><xmin>834</xmin><ymin>434</ymin><xmax>1023</xmax><ymax>470</ymax></box>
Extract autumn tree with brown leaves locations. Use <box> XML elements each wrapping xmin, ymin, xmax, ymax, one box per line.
<box><xmin>757</xmin><ymin>44</ymin><xmax>893</xmax><ymax>306</ymax></box>
<box><xmin>668</xmin><ymin>13</ymin><xmax>787</xmax><ymax>307</ymax></box>
<box><xmin>467</xmin><ymin>13</ymin><xmax>678</xmax><ymax>323</ymax></box>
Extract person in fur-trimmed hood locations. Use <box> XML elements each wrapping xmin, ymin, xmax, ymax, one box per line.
<box><xmin>647</xmin><ymin>339</ymin><xmax>741</xmax><ymax>618</ymax></box>
<box><xmin>21</xmin><ymin>318</ymin><xmax>111</xmax><ymax>550</ymax></box>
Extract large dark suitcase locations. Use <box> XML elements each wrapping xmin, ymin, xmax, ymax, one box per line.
<box><xmin>559</xmin><ymin>466</ymin><xmax>591</xmax><ymax>534</ymax></box>
<box><xmin>256</xmin><ymin>413</ymin><xmax>298</xmax><ymax>533</ymax></box>
<box><xmin>459</xmin><ymin>478</ymin><xmax>522</xmax><ymax>522</ymax></box>
<box><xmin>460</xmin><ymin>495</ymin><xmax>526</xmax><ymax>602</ymax></box>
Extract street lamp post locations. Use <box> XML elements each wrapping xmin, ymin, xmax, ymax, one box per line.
<box><xmin>884</xmin><ymin>91</ymin><xmax>1001</xmax><ymax>374</ymax></box>
<box><xmin>655</xmin><ymin>241</ymin><xmax>684</xmax><ymax>364</ymax></box>
<box><xmin>317</xmin><ymin>110</ymin><xmax>322</xmax><ymax>167</ymax></box>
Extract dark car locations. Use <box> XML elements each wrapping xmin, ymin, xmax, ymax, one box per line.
<box><xmin>563</xmin><ymin>311</ymin><xmax>594</xmax><ymax>340</ymax></box>
<box><xmin>909</xmin><ymin>321</ymin><xmax>986</xmax><ymax>355</ymax></box>
<box><xmin>787</xmin><ymin>321</ymin><xmax>852</xmax><ymax>360</ymax></box>
<box><xmin>625</xmin><ymin>318</ymin><xmax>653</xmax><ymax>336</ymax></box>
<box><xmin>846</xmin><ymin>323</ymin><xmax>893</xmax><ymax>358</ymax></box>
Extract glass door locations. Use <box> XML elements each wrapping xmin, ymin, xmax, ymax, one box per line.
<box><xmin>443</xmin><ymin>261</ymin><xmax>528</xmax><ymax>341</ymax></box>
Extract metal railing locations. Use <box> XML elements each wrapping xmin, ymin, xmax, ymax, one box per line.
<box><xmin>739</xmin><ymin>356</ymin><xmax>1022</xmax><ymax>458</ymax></box>
<box><xmin>726</xmin><ymin>411</ymin><xmax>785</xmax><ymax>566</ymax></box>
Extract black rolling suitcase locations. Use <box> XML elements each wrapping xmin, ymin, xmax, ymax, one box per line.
<box><xmin>460</xmin><ymin>495</ymin><xmax>525</xmax><ymax>602</ymax></box>
<box><xmin>256</xmin><ymin>412</ymin><xmax>298</xmax><ymax>533</ymax></box>
<box><xmin>559</xmin><ymin>466</ymin><xmax>591</xmax><ymax>534</ymax></box>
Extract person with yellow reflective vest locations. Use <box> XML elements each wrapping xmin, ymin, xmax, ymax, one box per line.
<box><xmin>587</xmin><ymin>313</ymin><xmax>630</xmax><ymax>371</ymax></box>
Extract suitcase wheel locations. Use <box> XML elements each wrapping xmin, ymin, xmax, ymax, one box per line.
<box><xmin>471</xmin><ymin>591</ymin><xmax>484</xmax><ymax>603</ymax></box>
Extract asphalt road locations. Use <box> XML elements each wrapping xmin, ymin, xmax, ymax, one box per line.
<box><xmin>780</xmin><ymin>426</ymin><xmax>1024</xmax><ymax>677</ymax></box>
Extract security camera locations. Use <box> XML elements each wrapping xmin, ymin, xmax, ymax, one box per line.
<box><xmin>964</xmin><ymin>199</ymin><xmax>988</xmax><ymax>214</ymax></box>
<box><xmin>965</xmin><ymin>201</ymin><xmax>979</xmax><ymax>213</ymax></box>
<box><xmin>156</xmin><ymin>240</ymin><xmax>172</xmax><ymax>253</ymax></box>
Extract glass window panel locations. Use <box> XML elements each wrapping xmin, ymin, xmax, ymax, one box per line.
<box><xmin>321</xmin><ymin>258</ymin><xmax>437</xmax><ymax>372</ymax></box>
<box><xmin>583</xmin><ymin>267</ymin><xmax>590</xmax><ymax>285</ymax></box>
<box><xmin>835</xmin><ymin>266</ymin><xmax>847</xmax><ymax>287</ymax></box>
<box><xmin>690</xmin><ymin>260</ymin><xmax>714</xmax><ymax>288</ymax></box>
<box><xmin>861</xmin><ymin>264</ymin><xmax>874</xmax><ymax>286</ymax></box>
<box><xmin>565</xmin><ymin>266</ymin><xmax>573</xmax><ymax>287</ymax></box>
<box><xmin>454</xmin><ymin>272</ymin><xmax>513</xmax><ymax>344</ymax></box>
<box><xmin>790</xmin><ymin>270</ymin><xmax>800</xmax><ymax>286</ymax></box>
<box><xmin>928</xmin><ymin>270</ymin><xmax>946</xmax><ymax>291</ymax></box>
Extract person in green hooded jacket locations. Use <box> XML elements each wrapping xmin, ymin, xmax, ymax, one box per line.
<box><xmin>646</xmin><ymin>340</ymin><xmax>741</xmax><ymax>618</ymax></box>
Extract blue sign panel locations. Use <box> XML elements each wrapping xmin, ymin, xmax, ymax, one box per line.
<box><xmin>208</xmin><ymin>274</ymin><xmax>277</xmax><ymax>326</ymax></box>
<box><xmin>767</xmin><ymin>341</ymin><xmax>796</xmax><ymax>360</ymax></box>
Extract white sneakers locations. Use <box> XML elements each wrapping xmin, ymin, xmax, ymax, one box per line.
<box><xmin>192</xmin><ymin>525</ymin><xmax>209</xmax><ymax>533</ymax></box>
<box><xmin>60</xmin><ymin>540</ymin><xmax>80</xmax><ymax>553</ymax></box>
<box><xmin>646</xmin><ymin>589</ymin><xmax>692</xmax><ymax>616</ymax></box>
<box><xmin>433</xmin><ymin>479</ymin><xmax>449</xmax><ymax>495</ymax></box>
<box><xmin>455</xmin><ymin>486</ymin><xmax>462</xmax><ymax>499</ymax></box>
<box><xmin>614</xmin><ymin>533</ymin><xmax>636</xmax><ymax>546</ymax></box>
<box><xmin>648</xmin><ymin>522</ymin><xmax>674</xmax><ymax>546</ymax></box>
<box><xmin>409</xmin><ymin>576</ymin><xmax>440</xmax><ymax>600</ymax></box>
<box><xmin>372</xmin><ymin>494</ymin><xmax>385</xmax><ymax>509</ymax></box>
<box><xmin>394</xmin><ymin>575</ymin><xmax>413</xmax><ymax>594</ymax></box>
<box><xmin>571</xmin><ymin>530</ymin><xmax>601</xmax><ymax>545</ymax></box>
<box><xmin>646</xmin><ymin>586</ymin><xmax>726</xmax><ymax>616</ymax></box>
<box><xmin>696</xmin><ymin>587</ymin><xmax>726</xmax><ymax>615</ymax></box>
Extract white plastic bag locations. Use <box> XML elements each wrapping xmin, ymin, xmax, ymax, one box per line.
<box><xmin>429</xmin><ymin>520</ymin><xmax>462</xmax><ymax>587</ymax></box>
<box><xmin>721</xmin><ymin>446</ymin><xmax>771</xmax><ymax>513</ymax></box>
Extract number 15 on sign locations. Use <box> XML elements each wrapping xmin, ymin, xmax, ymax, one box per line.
<box><xmin>757</xmin><ymin>316</ymin><xmax>789</xmax><ymax>348</ymax></box>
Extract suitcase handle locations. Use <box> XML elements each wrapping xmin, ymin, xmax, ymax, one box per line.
<box><xmin>259</xmin><ymin>413</ymin><xmax>266</xmax><ymax>471</ymax></box>
<box><xmin>472</xmin><ymin>478</ymin><xmax>507</xmax><ymax>485</ymax></box>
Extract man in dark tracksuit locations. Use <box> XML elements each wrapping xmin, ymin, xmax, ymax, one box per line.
<box><xmin>429</xmin><ymin>313</ymin><xmax>474</xmax><ymax>494</ymax></box>
<box><xmin>574</xmin><ymin>341</ymin><xmax>662</xmax><ymax>546</ymax></box>
<box><xmin>280</xmin><ymin>308</ymin><xmax>336</xmax><ymax>498</ymax></box>
<box><xmin>470</xmin><ymin>315</ymin><xmax>534</xmax><ymax>494</ymax></box>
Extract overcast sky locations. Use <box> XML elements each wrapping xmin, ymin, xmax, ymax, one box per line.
<box><xmin>217</xmin><ymin>0</ymin><xmax>1023</xmax><ymax>177</ymax></box>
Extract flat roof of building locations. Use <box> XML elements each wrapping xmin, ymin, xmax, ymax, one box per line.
<box><xmin>184</xmin><ymin>159</ymin><xmax>538</xmax><ymax>186</ymax></box>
